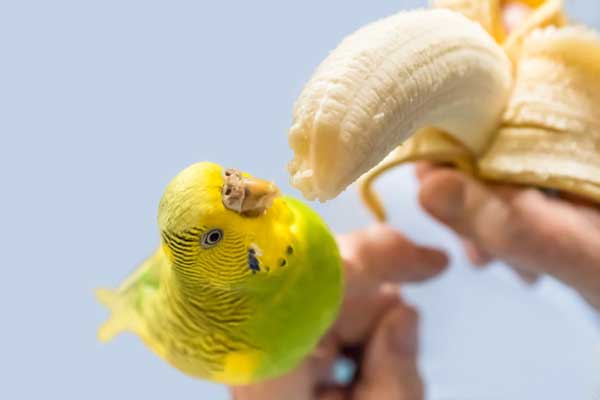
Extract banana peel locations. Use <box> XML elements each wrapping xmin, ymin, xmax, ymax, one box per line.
<box><xmin>480</xmin><ymin>26</ymin><xmax>600</xmax><ymax>203</ymax></box>
<box><xmin>288</xmin><ymin>0</ymin><xmax>600</xmax><ymax>221</ymax></box>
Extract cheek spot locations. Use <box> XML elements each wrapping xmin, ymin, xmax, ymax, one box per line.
<box><xmin>248</xmin><ymin>250</ymin><xmax>261</xmax><ymax>274</ymax></box>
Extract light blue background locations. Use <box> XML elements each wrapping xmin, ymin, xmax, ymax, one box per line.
<box><xmin>1</xmin><ymin>1</ymin><xmax>599</xmax><ymax>399</ymax></box>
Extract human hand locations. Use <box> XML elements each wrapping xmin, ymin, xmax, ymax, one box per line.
<box><xmin>231</xmin><ymin>225</ymin><xmax>448</xmax><ymax>400</ymax></box>
<box><xmin>417</xmin><ymin>163</ymin><xmax>600</xmax><ymax>310</ymax></box>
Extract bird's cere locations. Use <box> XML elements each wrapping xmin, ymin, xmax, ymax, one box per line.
<box><xmin>222</xmin><ymin>168</ymin><xmax>280</xmax><ymax>217</ymax></box>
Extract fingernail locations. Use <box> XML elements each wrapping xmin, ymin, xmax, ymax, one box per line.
<box><xmin>423</xmin><ymin>178</ymin><xmax>465</xmax><ymax>223</ymax></box>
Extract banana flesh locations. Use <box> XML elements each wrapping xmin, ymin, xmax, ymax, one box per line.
<box><xmin>288</xmin><ymin>9</ymin><xmax>512</xmax><ymax>202</ymax></box>
<box><xmin>288</xmin><ymin>0</ymin><xmax>600</xmax><ymax>221</ymax></box>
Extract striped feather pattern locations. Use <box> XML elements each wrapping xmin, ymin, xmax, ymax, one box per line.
<box><xmin>153</xmin><ymin>226</ymin><xmax>258</xmax><ymax>376</ymax></box>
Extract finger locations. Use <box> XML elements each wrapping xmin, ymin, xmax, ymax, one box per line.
<box><xmin>318</xmin><ymin>387</ymin><xmax>347</xmax><ymax>400</ymax></box>
<box><xmin>418</xmin><ymin>170</ymin><xmax>526</xmax><ymax>255</ymax></box>
<box><xmin>352</xmin><ymin>304</ymin><xmax>423</xmax><ymax>400</ymax></box>
<box><xmin>337</xmin><ymin>224</ymin><xmax>448</xmax><ymax>286</ymax></box>
<box><xmin>462</xmin><ymin>239</ymin><xmax>493</xmax><ymax>267</ymax></box>
<box><xmin>231</xmin><ymin>358</ymin><xmax>316</xmax><ymax>400</ymax></box>
<box><xmin>333</xmin><ymin>285</ymin><xmax>404</xmax><ymax>345</ymax></box>
<box><xmin>313</xmin><ymin>334</ymin><xmax>341</xmax><ymax>382</ymax></box>
<box><xmin>463</xmin><ymin>237</ymin><xmax>539</xmax><ymax>283</ymax></box>
<box><xmin>334</xmin><ymin>226</ymin><xmax>446</xmax><ymax>343</ymax></box>
<box><xmin>418</xmin><ymin>169</ymin><xmax>600</xmax><ymax>295</ymax></box>
<box><xmin>414</xmin><ymin>162</ymin><xmax>457</xmax><ymax>183</ymax></box>
<box><xmin>512</xmin><ymin>268</ymin><xmax>541</xmax><ymax>285</ymax></box>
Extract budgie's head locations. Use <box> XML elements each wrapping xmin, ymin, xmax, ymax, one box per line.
<box><xmin>158</xmin><ymin>162</ymin><xmax>289</xmax><ymax>290</ymax></box>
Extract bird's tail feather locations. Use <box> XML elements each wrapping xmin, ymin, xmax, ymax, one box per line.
<box><xmin>96</xmin><ymin>288</ymin><xmax>137</xmax><ymax>342</ymax></box>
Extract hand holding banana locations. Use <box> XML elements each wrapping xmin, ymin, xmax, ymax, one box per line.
<box><xmin>416</xmin><ymin>2</ymin><xmax>600</xmax><ymax>309</ymax></box>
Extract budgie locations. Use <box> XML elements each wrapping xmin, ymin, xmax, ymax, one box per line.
<box><xmin>96</xmin><ymin>162</ymin><xmax>343</xmax><ymax>384</ymax></box>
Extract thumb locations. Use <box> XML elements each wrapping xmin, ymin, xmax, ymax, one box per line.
<box><xmin>353</xmin><ymin>303</ymin><xmax>423</xmax><ymax>400</ymax></box>
<box><xmin>337</xmin><ymin>224</ymin><xmax>448</xmax><ymax>285</ymax></box>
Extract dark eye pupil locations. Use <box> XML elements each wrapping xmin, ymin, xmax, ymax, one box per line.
<box><xmin>208</xmin><ymin>231</ymin><xmax>221</xmax><ymax>243</ymax></box>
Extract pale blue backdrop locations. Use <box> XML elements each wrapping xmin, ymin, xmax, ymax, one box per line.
<box><xmin>1</xmin><ymin>1</ymin><xmax>599</xmax><ymax>399</ymax></box>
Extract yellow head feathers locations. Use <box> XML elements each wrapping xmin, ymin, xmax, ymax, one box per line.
<box><xmin>157</xmin><ymin>162</ymin><xmax>290</xmax><ymax>290</ymax></box>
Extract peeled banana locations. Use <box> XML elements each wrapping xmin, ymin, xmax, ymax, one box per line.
<box><xmin>288</xmin><ymin>9</ymin><xmax>513</xmax><ymax>203</ymax></box>
<box><xmin>287</xmin><ymin>0</ymin><xmax>600</xmax><ymax>221</ymax></box>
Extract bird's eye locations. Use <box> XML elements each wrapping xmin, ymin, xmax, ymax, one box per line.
<box><xmin>201</xmin><ymin>229</ymin><xmax>223</xmax><ymax>248</ymax></box>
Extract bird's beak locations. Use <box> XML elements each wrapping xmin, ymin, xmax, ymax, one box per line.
<box><xmin>240</xmin><ymin>176</ymin><xmax>280</xmax><ymax>216</ymax></box>
<box><xmin>222</xmin><ymin>169</ymin><xmax>281</xmax><ymax>217</ymax></box>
